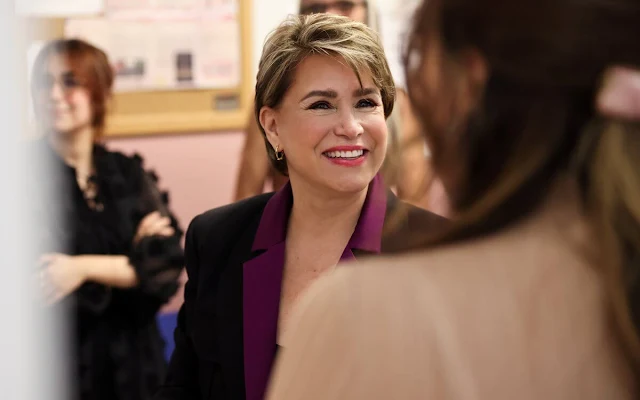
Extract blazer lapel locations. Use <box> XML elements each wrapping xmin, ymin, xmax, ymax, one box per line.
<box><xmin>241</xmin><ymin>182</ymin><xmax>293</xmax><ymax>400</ymax></box>
<box><xmin>340</xmin><ymin>247</ymin><xmax>356</xmax><ymax>262</ymax></box>
<box><xmin>242</xmin><ymin>243</ymin><xmax>285</xmax><ymax>400</ymax></box>
<box><xmin>239</xmin><ymin>175</ymin><xmax>447</xmax><ymax>400</ymax></box>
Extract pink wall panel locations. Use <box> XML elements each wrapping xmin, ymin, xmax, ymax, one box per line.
<box><xmin>108</xmin><ymin>131</ymin><xmax>244</xmax><ymax>227</ymax></box>
<box><xmin>107</xmin><ymin>130</ymin><xmax>246</xmax><ymax>312</ymax></box>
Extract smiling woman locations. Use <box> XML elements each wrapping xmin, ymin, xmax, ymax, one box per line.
<box><xmin>235</xmin><ymin>0</ymin><xmax>439</xmax><ymax>211</ymax></box>
<box><xmin>258</xmin><ymin>54</ymin><xmax>388</xmax><ymax>193</ymax></box>
<box><xmin>154</xmin><ymin>14</ymin><xmax>448</xmax><ymax>400</ymax></box>
<box><xmin>31</xmin><ymin>40</ymin><xmax>112</xmax><ymax>139</ymax></box>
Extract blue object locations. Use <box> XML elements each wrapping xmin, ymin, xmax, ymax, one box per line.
<box><xmin>157</xmin><ymin>312</ymin><xmax>178</xmax><ymax>362</ymax></box>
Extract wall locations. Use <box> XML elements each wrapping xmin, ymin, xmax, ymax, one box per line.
<box><xmin>252</xmin><ymin>0</ymin><xmax>298</xmax><ymax>76</ymax></box>
<box><xmin>107</xmin><ymin>130</ymin><xmax>245</xmax><ymax>312</ymax></box>
<box><xmin>108</xmin><ymin>131</ymin><xmax>244</xmax><ymax>230</ymax></box>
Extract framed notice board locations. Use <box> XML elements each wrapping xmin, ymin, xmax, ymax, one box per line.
<box><xmin>26</xmin><ymin>0</ymin><xmax>253</xmax><ymax>137</ymax></box>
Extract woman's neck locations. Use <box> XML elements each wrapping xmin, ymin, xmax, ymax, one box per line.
<box><xmin>48</xmin><ymin>127</ymin><xmax>95</xmax><ymax>180</ymax></box>
<box><xmin>493</xmin><ymin>176</ymin><xmax>594</xmax><ymax>258</ymax></box>
<box><xmin>288</xmin><ymin>178</ymin><xmax>369</xmax><ymax>241</ymax></box>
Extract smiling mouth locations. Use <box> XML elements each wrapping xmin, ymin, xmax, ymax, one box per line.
<box><xmin>323</xmin><ymin>149</ymin><xmax>367</xmax><ymax>159</ymax></box>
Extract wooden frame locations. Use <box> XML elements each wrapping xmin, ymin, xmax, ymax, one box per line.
<box><xmin>26</xmin><ymin>1</ymin><xmax>252</xmax><ymax>137</ymax></box>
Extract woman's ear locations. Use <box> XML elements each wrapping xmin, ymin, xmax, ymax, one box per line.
<box><xmin>259</xmin><ymin>105</ymin><xmax>280</xmax><ymax>150</ymax></box>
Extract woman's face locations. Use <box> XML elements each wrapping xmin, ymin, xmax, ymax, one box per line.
<box><xmin>260</xmin><ymin>54</ymin><xmax>388</xmax><ymax>195</ymax></box>
<box><xmin>34</xmin><ymin>54</ymin><xmax>93</xmax><ymax>136</ymax></box>
<box><xmin>299</xmin><ymin>0</ymin><xmax>368</xmax><ymax>24</ymax></box>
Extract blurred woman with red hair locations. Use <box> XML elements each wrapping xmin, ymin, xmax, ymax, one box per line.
<box><xmin>31</xmin><ymin>39</ymin><xmax>184</xmax><ymax>400</ymax></box>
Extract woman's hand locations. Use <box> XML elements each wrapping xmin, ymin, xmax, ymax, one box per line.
<box><xmin>39</xmin><ymin>253</ymin><xmax>88</xmax><ymax>305</ymax></box>
<box><xmin>133</xmin><ymin>211</ymin><xmax>175</xmax><ymax>245</ymax></box>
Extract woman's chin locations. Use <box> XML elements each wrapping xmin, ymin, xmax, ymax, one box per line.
<box><xmin>325</xmin><ymin>173</ymin><xmax>375</xmax><ymax>194</ymax></box>
<box><xmin>49</xmin><ymin>122</ymin><xmax>86</xmax><ymax>137</ymax></box>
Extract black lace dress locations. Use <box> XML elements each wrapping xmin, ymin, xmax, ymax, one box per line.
<box><xmin>35</xmin><ymin>141</ymin><xmax>185</xmax><ymax>400</ymax></box>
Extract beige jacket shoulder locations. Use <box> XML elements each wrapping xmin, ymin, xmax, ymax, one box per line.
<box><xmin>267</xmin><ymin>220</ymin><xmax>636</xmax><ymax>399</ymax></box>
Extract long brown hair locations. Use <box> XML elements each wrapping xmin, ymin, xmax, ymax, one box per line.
<box><xmin>31</xmin><ymin>39</ymin><xmax>114</xmax><ymax>138</ymax></box>
<box><xmin>405</xmin><ymin>0</ymin><xmax>640</xmax><ymax>369</ymax></box>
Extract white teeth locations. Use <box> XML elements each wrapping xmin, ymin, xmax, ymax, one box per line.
<box><xmin>325</xmin><ymin>149</ymin><xmax>364</xmax><ymax>159</ymax></box>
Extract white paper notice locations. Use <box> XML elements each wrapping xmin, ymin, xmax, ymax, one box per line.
<box><xmin>105</xmin><ymin>0</ymin><xmax>205</xmax><ymax>12</ymax></box>
<box><xmin>194</xmin><ymin>20</ymin><xmax>241</xmax><ymax>88</ymax></box>
<box><xmin>104</xmin><ymin>0</ymin><xmax>152</xmax><ymax>11</ymax></box>
<box><xmin>65</xmin><ymin>0</ymin><xmax>241</xmax><ymax>92</ymax></box>
<box><xmin>16</xmin><ymin>0</ymin><xmax>104</xmax><ymax>16</ymax></box>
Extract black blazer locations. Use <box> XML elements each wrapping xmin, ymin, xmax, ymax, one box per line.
<box><xmin>154</xmin><ymin>189</ymin><xmax>447</xmax><ymax>400</ymax></box>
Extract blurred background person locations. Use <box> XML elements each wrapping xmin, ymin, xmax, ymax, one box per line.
<box><xmin>155</xmin><ymin>14</ymin><xmax>447</xmax><ymax>400</ymax></box>
<box><xmin>31</xmin><ymin>39</ymin><xmax>185</xmax><ymax>400</ymax></box>
<box><xmin>234</xmin><ymin>0</ymin><xmax>446</xmax><ymax>211</ymax></box>
<box><xmin>267</xmin><ymin>0</ymin><xmax>640</xmax><ymax>398</ymax></box>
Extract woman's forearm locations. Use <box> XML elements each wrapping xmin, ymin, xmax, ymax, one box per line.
<box><xmin>76</xmin><ymin>255</ymin><xmax>139</xmax><ymax>289</ymax></box>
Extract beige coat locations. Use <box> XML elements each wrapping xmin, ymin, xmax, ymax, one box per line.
<box><xmin>267</xmin><ymin>187</ymin><xmax>636</xmax><ymax>399</ymax></box>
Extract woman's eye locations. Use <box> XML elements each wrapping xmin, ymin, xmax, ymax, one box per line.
<box><xmin>356</xmin><ymin>99</ymin><xmax>377</xmax><ymax>108</ymax></box>
<box><xmin>62</xmin><ymin>76</ymin><xmax>81</xmax><ymax>89</ymax></box>
<box><xmin>309</xmin><ymin>101</ymin><xmax>333</xmax><ymax>110</ymax></box>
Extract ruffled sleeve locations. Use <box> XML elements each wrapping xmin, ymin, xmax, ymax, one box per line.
<box><xmin>125</xmin><ymin>153</ymin><xmax>185</xmax><ymax>305</ymax></box>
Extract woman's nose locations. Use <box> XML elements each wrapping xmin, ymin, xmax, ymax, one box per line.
<box><xmin>335</xmin><ymin>110</ymin><xmax>364</xmax><ymax>138</ymax></box>
<box><xmin>49</xmin><ymin>81</ymin><xmax>65</xmax><ymax>101</ymax></box>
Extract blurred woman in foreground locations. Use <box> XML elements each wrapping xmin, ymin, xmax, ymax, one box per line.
<box><xmin>267</xmin><ymin>0</ymin><xmax>640</xmax><ymax>397</ymax></box>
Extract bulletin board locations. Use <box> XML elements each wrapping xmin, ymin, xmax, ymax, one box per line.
<box><xmin>25</xmin><ymin>0</ymin><xmax>253</xmax><ymax>137</ymax></box>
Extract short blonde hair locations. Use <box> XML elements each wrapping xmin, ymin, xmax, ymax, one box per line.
<box><xmin>255</xmin><ymin>13</ymin><xmax>396</xmax><ymax>176</ymax></box>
